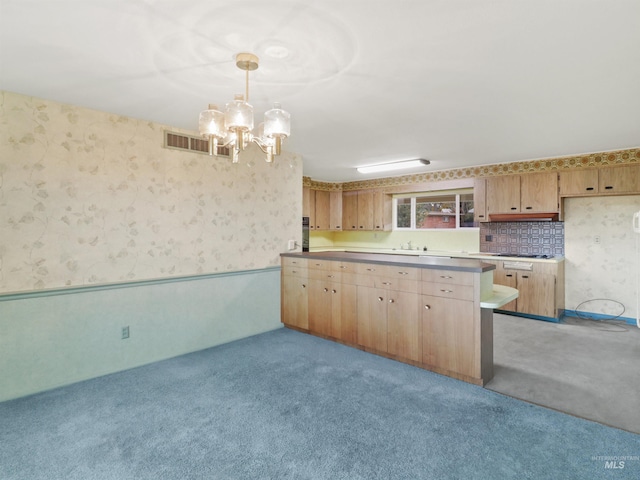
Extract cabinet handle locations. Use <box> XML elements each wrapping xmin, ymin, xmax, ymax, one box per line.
<box><xmin>605</xmin><ymin>186</ymin><xmax>613</xmax><ymax>190</ymax></box>
<box><xmin>359</xmin><ymin>226</ymin><xmax>364</xmax><ymax>229</ymax></box>
<box><xmin>292</xmin><ymin>270</ymin><xmax>297</xmax><ymax>274</ymax></box>
<box><xmin>377</xmin><ymin>297</ymin><xmax>384</xmax><ymax>302</ymax></box>
<box><xmin>479</xmin><ymin>215</ymin><xmax>485</xmax><ymax>218</ymax></box>
<box><xmin>324</xmin><ymin>288</ymin><xmax>329</xmax><ymax>292</ymax></box>
<box><xmin>332</xmin><ymin>289</ymin><xmax>337</xmax><ymax>294</ymax></box>
<box><xmin>586</xmin><ymin>187</ymin><xmax>594</xmax><ymax>191</ymax></box>
<box><xmin>440</xmin><ymin>289</ymin><xmax>453</xmax><ymax>293</ymax></box>
<box><xmin>522</xmin><ymin>275</ymin><xmax>529</xmax><ymax>279</ymax></box>
<box><xmin>302</xmin><ymin>284</ymin><xmax>306</xmax><ymax>288</ymax></box>
<box><xmin>439</xmin><ymin>275</ymin><xmax>452</xmax><ymax>279</ymax></box>
<box><xmin>398</xmin><ymin>271</ymin><xmax>409</xmax><ymax>275</ymax></box>
<box><xmin>510</xmin><ymin>207</ymin><xmax>517</xmax><ymax>210</ymax></box>
<box><xmin>336</xmin><ymin>225</ymin><xmax>341</xmax><ymax>229</ymax></box>
<box><xmin>366</xmin><ymin>268</ymin><xmax>376</xmax><ymax>272</ymax></box>
<box><xmin>424</xmin><ymin>305</ymin><xmax>431</xmax><ymax>310</ymax></box>
<box><xmin>382</xmin><ymin>282</ymin><xmax>391</xmax><ymax>285</ymax></box>
<box><xmin>506</xmin><ymin>274</ymin><xmax>513</xmax><ymax>277</ymax></box>
<box><xmin>327</xmin><ymin>275</ymin><xmax>334</xmax><ymax>278</ymax></box>
<box><xmin>339</xmin><ymin>266</ymin><xmax>347</xmax><ymax>269</ymax></box>
<box><xmin>525</xmin><ymin>206</ymin><xmax>532</xmax><ymax>210</ymax></box>
<box><xmin>389</xmin><ymin>299</ymin><xmax>395</xmax><ymax>303</ymax></box>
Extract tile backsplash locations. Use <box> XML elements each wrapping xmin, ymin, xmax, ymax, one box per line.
<box><xmin>479</xmin><ymin>222</ymin><xmax>565</xmax><ymax>256</ymax></box>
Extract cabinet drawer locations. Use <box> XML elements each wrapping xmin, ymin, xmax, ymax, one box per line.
<box><xmin>282</xmin><ymin>265</ymin><xmax>308</xmax><ymax>278</ymax></box>
<box><xmin>354</xmin><ymin>262</ymin><xmax>385</xmax><ymax>276</ymax></box>
<box><xmin>422</xmin><ymin>282</ymin><xmax>474</xmax><ymax>301</ymax></box>
<box><xmin>421</xmin><ymin>269</ymin><xmax>474</xmax><ymax>286</ymax></box>
<box><xmin>308</xmin><ymin>269</ymin><xmax>340</xmax><ymax>281</ymax></box>
<box><xmin>282</xmin><ymin>257</ymin><xmax>308</xmax><ymax>269</ymax></box>
<box><xmin>379</xmin><ymin>265</ymin><xmax>420</xmax><ymax>281</ymax></box>
<box><xmin>307</xmin><ymin>259</ymin><xmax>332</xmax><ymax>271</ymax></box>
<box><xmin>375</xmin><ymin>277</ymin><xmax>419</xmax><ymax>293</ymax></box>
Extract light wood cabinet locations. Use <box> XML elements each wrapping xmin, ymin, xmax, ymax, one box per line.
<box><xmin>598</xmin><ymin>165</ymin><xmax>640</xmax><ymax>194</ymax></box>
<box><xmin>559</xmin><ymin>164</ymin><xmax>640</xmax><ymax>197</ymax></box>
<box><xmin>372</xmin><ymin>190</ymin><xmax>391</xmax><ymax>231</ymax></box>
<box><xmin>281</xmin><ymin>253</ymin><xmax>495</xmax><ymax>386</ymax></box>
<box><xmin>486</xmin><ymin>172</ymin><xmax>558</xmax><ymax>216</ymax></box>
<box><xmin>329</xmin><ymin>191</ymin><xmax>343</xmax><ymax>231</ymax></box>
<box><xmin>422</xmin><ymin>295</ymin><xmax>476</xmax><ymax>377</ymax></box>
<box><xmin>313</xmin><ymin>190</ymin><xmax>330</xmax><ymax>230</ymax></box>
<box><xmin>357</xmin><ymin>190</ymin><xmax>374</xmax><ymax>230</ymax></box>
<box><xmin>342</xmin><ymin>191</ymin><xmax>358</xmax><ymax>230</ymax></box>
<box><xmin>490</xmin><ymin>260</ymin><xmax>563</xmax><ymax>319</ymax></box>
<box><xmin>281</xmin><ymin>258</ymin><xmax>309</xmax><ymax>330</ymax></box>
<box><xmin>473</xmin><ymin>178</ymin><xmax>487</xmax><ymax>223</ymax></box>
<box><xmin>559</xmin><ymin>169</ymin><xmax>599</xmax><ymax>195</ymax></box>
<box><xmin>307</xmin><ymin>189</ymin><xmax>342</xmax><ymax>231</ymax></box>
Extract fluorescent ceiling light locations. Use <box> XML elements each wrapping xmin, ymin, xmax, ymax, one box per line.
<box><xmin>356</xmin><ymin>158</ymin><xmax>430</xmax><ymax>174</ymax></box>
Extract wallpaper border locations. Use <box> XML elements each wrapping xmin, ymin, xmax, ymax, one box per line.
<box><xmin>304</xmin><ymin>147</ymin><xmax>640</xmax><ymax>191</ymax></box>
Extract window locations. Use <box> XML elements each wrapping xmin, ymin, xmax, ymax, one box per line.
<box><xmin>393</xmin><ymin>190</ymin><xmax>475</xmax><ymax>230</ymax></box>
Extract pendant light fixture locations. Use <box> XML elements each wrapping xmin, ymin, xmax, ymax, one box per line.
<box><xmin>199</xmin><ymin>53</ymin><xmax>291</xmax><ymax>163</ymax></box>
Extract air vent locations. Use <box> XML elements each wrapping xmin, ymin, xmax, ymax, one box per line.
<box><xmin>163</xmin><ymin>130</ymin><xmax>230</xmax><ymax>157</ymax></box>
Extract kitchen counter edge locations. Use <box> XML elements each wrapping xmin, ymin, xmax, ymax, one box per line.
<box><xmin>281</xmin><ymin>251</ymin><xmax>495</xmax><ymax>273</ymax></box>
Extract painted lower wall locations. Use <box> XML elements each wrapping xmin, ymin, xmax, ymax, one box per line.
<box><xmin>0</xmin><ymin>268</ymin><xmax>282</xmax><ymax>402</ymax></box>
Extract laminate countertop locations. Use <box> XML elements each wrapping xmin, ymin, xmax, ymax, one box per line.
<box><xmin>281</xmin><ymin>251</ymin><xmax>496</xmax><ymax>273</ymax></box>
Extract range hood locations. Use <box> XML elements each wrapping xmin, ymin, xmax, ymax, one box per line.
<box><xmin>488</xmin><ymin>212</ymin><xmax>560</xmax><ymax>222</ymax></box>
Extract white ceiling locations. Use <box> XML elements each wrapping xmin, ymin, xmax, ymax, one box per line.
<box><xmin>1</xmin><ymin>0</ymin><xmax>639</xmax><ymax>182</ymax></box>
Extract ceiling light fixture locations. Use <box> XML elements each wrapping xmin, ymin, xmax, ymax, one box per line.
<box><xmin>199</xmin><ymin>52</ymin><xmax>291</xmax><ymax>164</ymax></box>
<box><xmin>356</xmin><ymin>158</ymin><xmax>431</xmax><ymax>174</ymax></box>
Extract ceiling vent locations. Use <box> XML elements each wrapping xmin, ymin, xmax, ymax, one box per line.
<box><xmin>163</xmin><ymin>130</ymin><xmax>230</xmax><ymax>157</ymax></box>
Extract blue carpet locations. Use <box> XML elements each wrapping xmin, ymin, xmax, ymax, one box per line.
<box><xmin>1</xmin><ymin>328</ymin><xmax>639</xmax><ymax>479</ymax></box>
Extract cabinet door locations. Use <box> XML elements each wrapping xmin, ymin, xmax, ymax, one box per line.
<box><xmin>313</xmin><ymin>190</ymin><xmax>330</xmax><ymax>230</ymax></box>
<box><xmin>599</xmin><ymin>165</ymin><xmax>640</xmax><ymax>194</ymax></box>
<box><xmin>559</xmin><ymin>169</ymin><xmax>598</xmax><ymax>195</ymax></box>
<box><xmin>486</xmin><ymin>175</ymin><xmax>520</xmax><ymax>214</ymax></box>
<box><xmin>520</xmin><ymin>172</ymin><xmax>558</xmax><ymax>212</ymax></box>
<box><xmin>342</xmin><ymin>191</ymin><xmax>358</xmax><ymax>230</ymax></box>
<box><xmin>387</xmin><ymin>291</ymin><xmax>421</xmax><ymax>362</ymax></box>
<box><xmin>302</xmin><ymin>187</ymin><xmax>311</xmax><ymax>218</ymax></box>
<box><xmin>331</xmin><ymin>283</ymin><xmax>357</xmax><ymax>343</ymax></box>
<box><xmin>308</xmin><ymin>279</ymin><xmax>333</xmax><ymax>336</ymax></box>
<box><xmin>329</xmin><ymin>191</ymin><xmax>343</xmax><ymax>231</ymax></box>
<box><xmin>281</xmin><ymin>274</ymin><xmax>308</xmax><ymax>329</ymax></box>
<box><xmin>493</xmin><ymin>268</ymin><xmax>517</xmax><ymax>312</ymax></box>
<box><xmin>516</xmin><ymin>272</ymin><xmax>556</xmax><ymax>318</ymax></box>
<box><xmin>422</xmin><ymin>295</ymin><xmax>476</xmax><ymax>377</ymax></box>
<box><xmin>357</xmin><ymin>190</ymin><xmax>374</xmax><ymax>230</ymax></box>
<box><xmin>473</xmin><ymin>178</ymin><xmax>487</xmax><ymax>223</ymax></box>
<box><xmin>357</xmin><ymin>286</ymin><xmax>388</xmax><ymax>352</ymax></box>
<box><xmin>308</xmin><ymin>189</ymin><xmax>316</xmax><ymax>230</ymax></box>
<box><xmin>372</xmin><ymin>190</ymin><xmax>391</xmax><ymax>231</ymax></box>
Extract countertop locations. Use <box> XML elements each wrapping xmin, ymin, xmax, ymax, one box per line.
<box><xmin>307</xmin><ymin>247</ymin><xmax>564</xmax><ymax>264</ymax></box>
<box><xmin>281</xmin><ymin>251</ymin><xmax>496</xmax><ymax>273</ymax></box>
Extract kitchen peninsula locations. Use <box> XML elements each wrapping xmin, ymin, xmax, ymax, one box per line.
<box><xmin>281</xmin><ymin>252</ymin><xmax>512</xmax><ymax>386</ymax></box>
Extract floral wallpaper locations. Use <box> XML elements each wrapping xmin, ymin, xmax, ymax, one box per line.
<box><xmin>564</xmin><ymin>195</ymin><xmax>640</xmax><ymax>319</ymax></box>
<box><xmin>0</xmin><ymin>91</ymin><xmax>302</xmax><ymax>293</ymax></box>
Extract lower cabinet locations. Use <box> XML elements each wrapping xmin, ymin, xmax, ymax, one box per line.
<box><xmin>422</xmin><ymin>295</ymin><xmax>475</xmax><ymax>378</ymax></box>
<box><xmin>281</xmin><ymin>271</ymin><xmax>308</xmax><ymax>330</ymax></box>
<box><xmin>281</xmin><ymin>256</ymin><xmax>493</xmax><ymax>385</ymax></box>
<box><xmin>309</xmin><ymin>279</ymin><xmax>357</xmax><ymax>343</ymax></box>
<box><xmin>489</xmin><ymin>260</ymin><xmax>562</xmax><ymax>319</ymax></box>
<box><xmin>356</xmin><ymin>286</ymin><xmax>421</xmax><ymax>362</ymax></box>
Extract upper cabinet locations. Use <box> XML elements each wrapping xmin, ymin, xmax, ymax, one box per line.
<box><xmin>485</xmin><ymin>172</ymin><xmax>558</xmax><ymax>217</ymax></box>
<box><xmin>473</xmin><ymin>178</ymin><xmax>487</xmax><ymax>223</ymax></box>
<box><xmin>342</xmin><ymin>189</ymin><xmax>392</xmax><ymax>231</ymax></box>
<box><xmin>305</xmin><ymin>188</ymin><xmax>342</xmax><ymax>231</ymax></box>
<box><xmin>559</xmin><ymin>165</ymin><xmax>640</xmax><ymax>196</ymax></box>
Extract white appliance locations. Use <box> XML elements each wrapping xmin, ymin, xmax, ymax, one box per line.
<box><xmin>634</xmin><ymin>211</ymin><xmax>640</xmax><ymax>328</ymax></box>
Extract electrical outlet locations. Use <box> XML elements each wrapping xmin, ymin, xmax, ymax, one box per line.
<box><xmin>121</xmin><ymin>326</ymin><xmax>130</xmax><ymax>339</ymax></box>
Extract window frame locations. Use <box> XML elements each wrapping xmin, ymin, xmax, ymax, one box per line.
<box><xmin>392</xmin><ymin>189</ymin><xmax>476</xmax><ymax>231</ymax></box>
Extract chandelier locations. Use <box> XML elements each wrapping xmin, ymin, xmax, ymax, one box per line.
<box><xmin>199</xmin><ymin>52</ymin><xmax>291</xmax><ymax>163</ymax></box>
